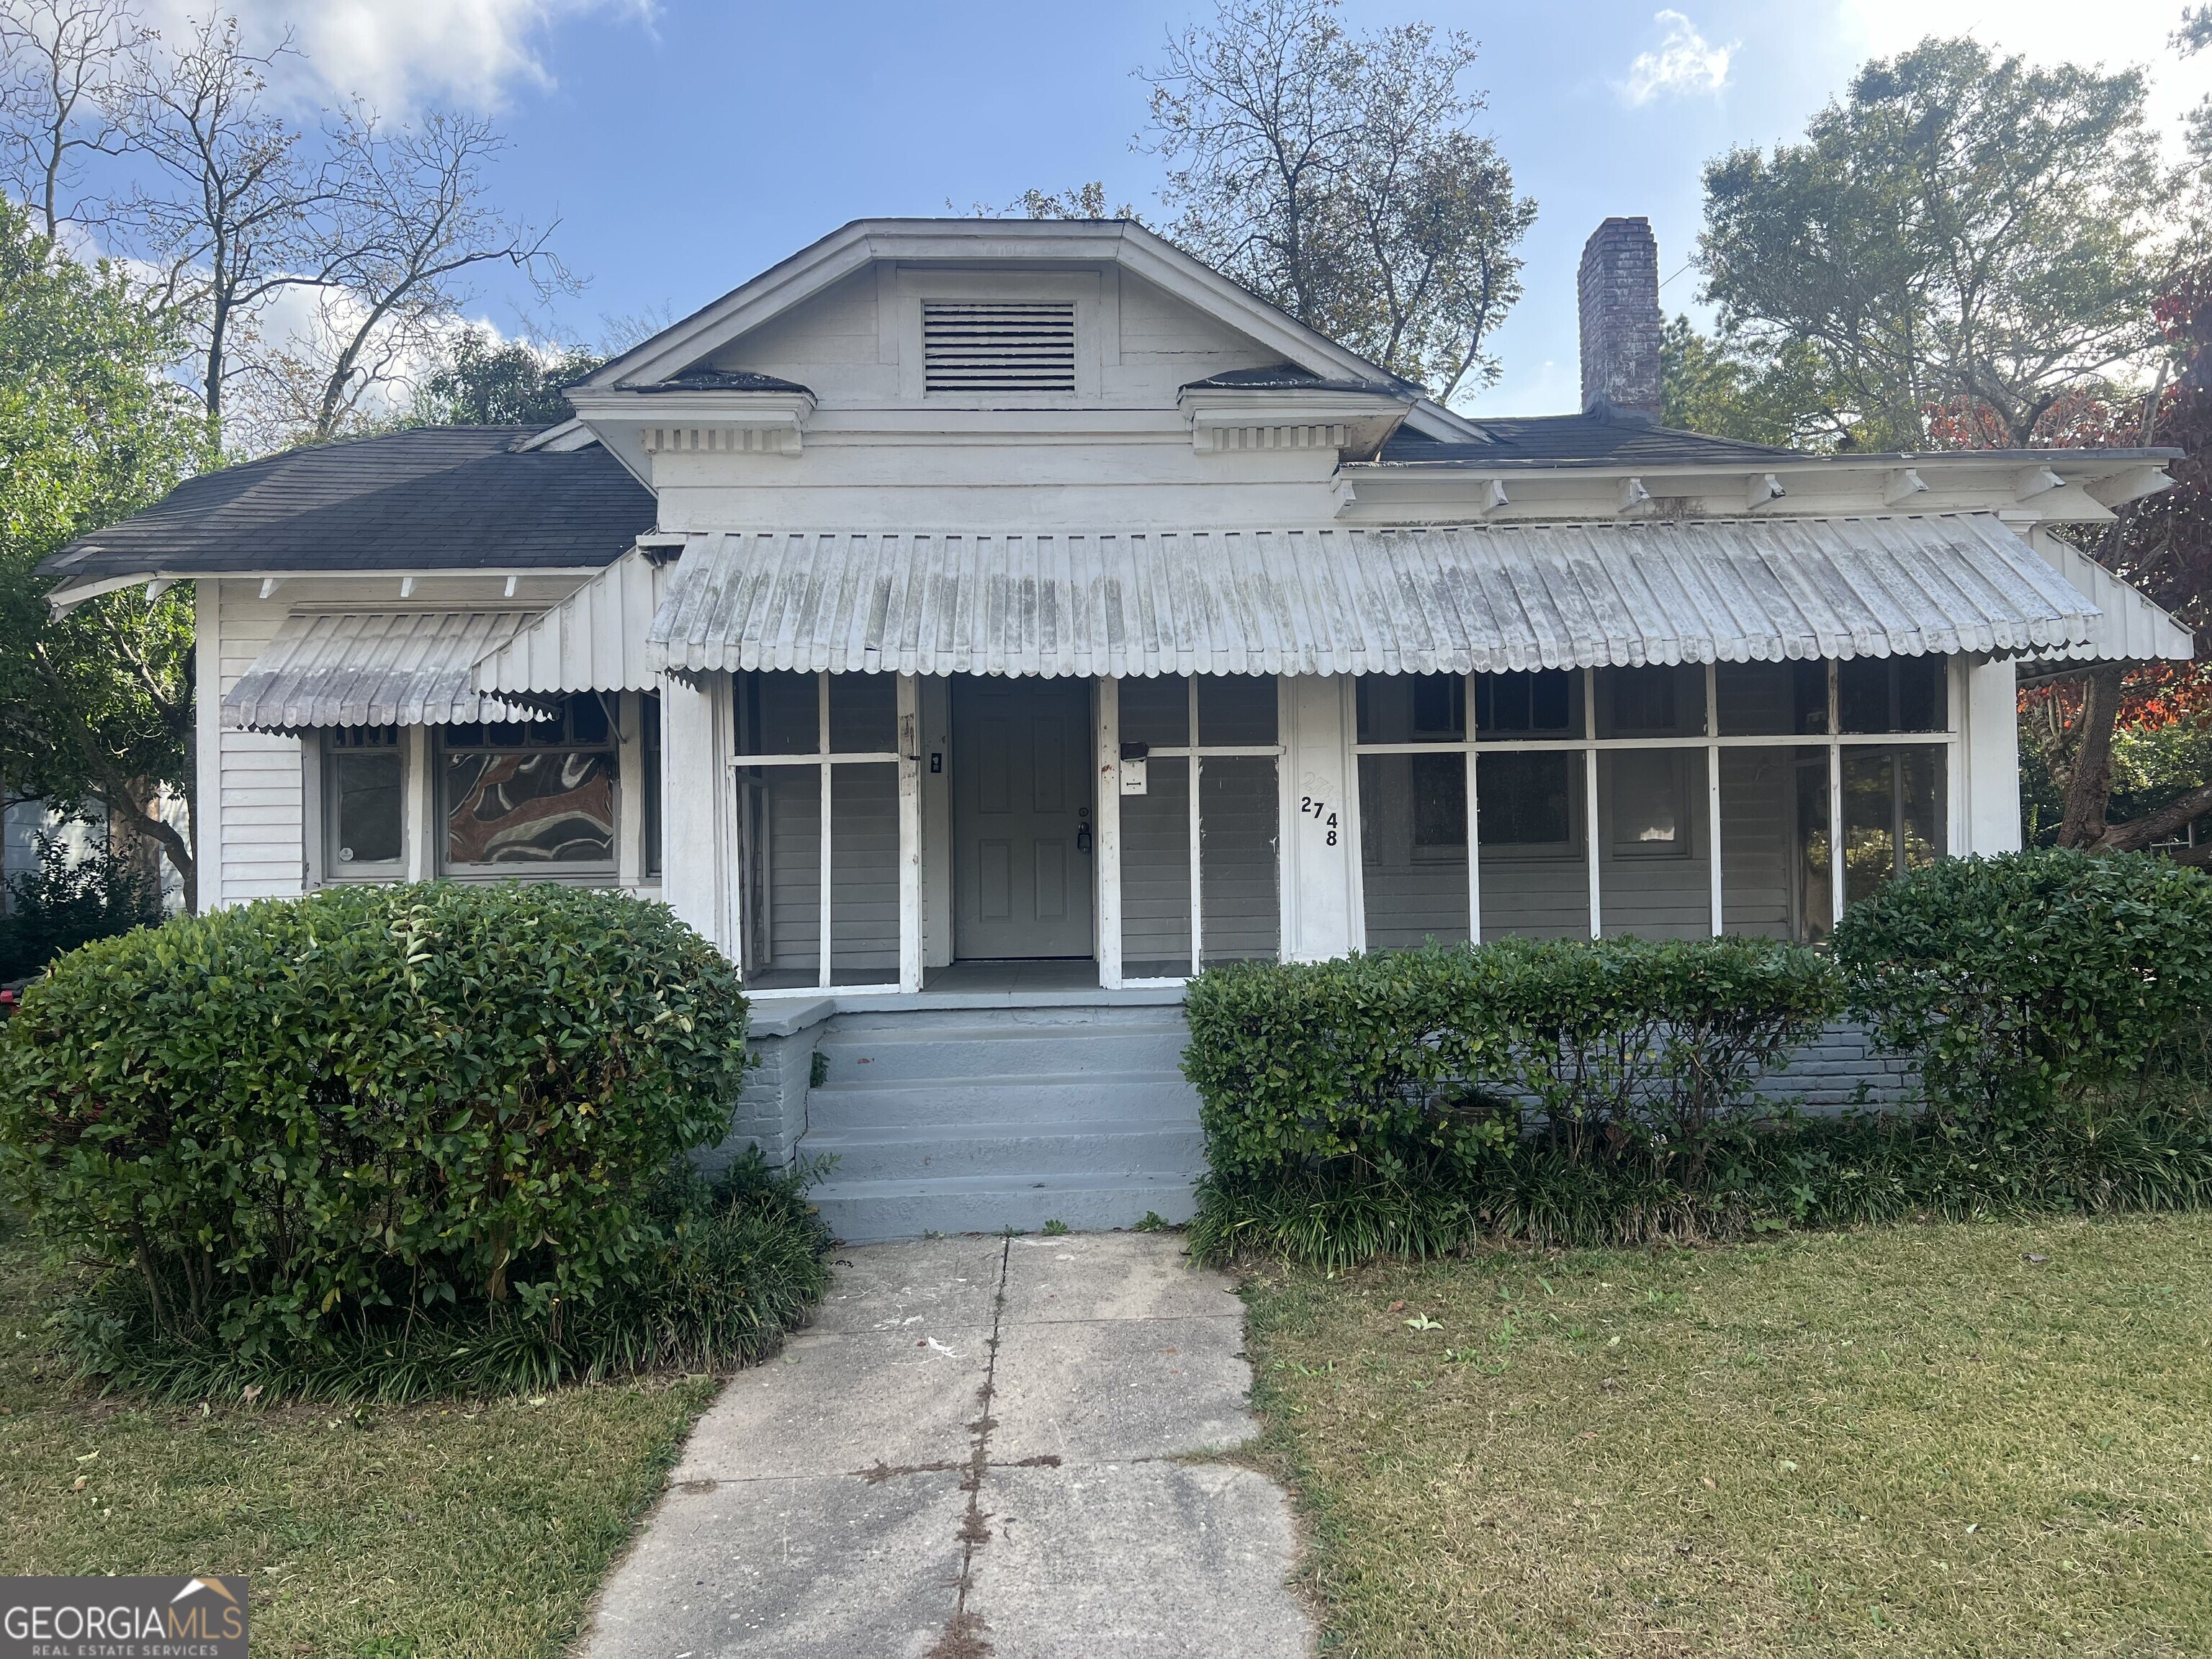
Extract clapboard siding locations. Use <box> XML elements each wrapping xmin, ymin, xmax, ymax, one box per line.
<box><xmin>1719</xmin><ymin>749</ymin><xmax>1794</xmax><ymax>938</ymax></box>
<box><xmin>216</xmin><ymin>582</ymin><xmax>305</xmax><ymax>900</ymax></box>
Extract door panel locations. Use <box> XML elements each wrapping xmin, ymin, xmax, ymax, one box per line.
<box><xmin>953</xmin><ymin>676</ymin><xmax>1093</xmax><ymax>958</ymax></box>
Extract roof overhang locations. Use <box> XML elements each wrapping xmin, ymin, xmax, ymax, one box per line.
<box><xmin>222</xmin><ymin>609</ymin><xmax>549</xmax><ymax>732</ymax></box>
<box><xmin>642</xmin><ymin>513</ymin><xmax>2110</xmax><ymax>680</ymax></box>
<box><xmin>1177</xmin><ymin>383</ymin><xmax>1414</xmax><ymax>460</ymax></box>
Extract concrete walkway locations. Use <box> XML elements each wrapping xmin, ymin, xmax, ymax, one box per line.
<box><xmin>586</xmin><ymin>1231</ymin><xmax>1312</xmax><ymax>1659</ymax></box>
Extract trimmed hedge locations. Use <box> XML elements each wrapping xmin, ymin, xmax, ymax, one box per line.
<box><xmin>1835</xmin><ymin>848</ymin><xmax>2212</xmax><ymax>1123</ymax></box>
<box><xmin>0</xmin><ymin>883</ymin><xmax>757</xmax><ymax>1367</ymax></box>
<box><xmin>1187</xmin><ymin>855</ymin><xmax>2212</xmax><ymax>1266</ymax></box>
<box><xmin>1184</xmin><ymin>936</ymin><xmax>1842</xmax><ymax>1181</ymax></box>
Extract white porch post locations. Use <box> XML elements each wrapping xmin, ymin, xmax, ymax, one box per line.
<box><xmin>662</xmin><ymin>671</ymin><xmax>736</xmax><ymax>956</ymax></box>
<box><xmin>1279</xmin><ymin>675</ymin><xmax>1357</xmax><ymax>963</ymax></box>
<box><xmin>1959</xmin><ymin>655</ymin><xmax>2021</xmax><ymax>855</ymax></box>
<box><xmin>615</xmin><ymin>689</ymin><xmax>644</xmax><ymax>891</ymax></box>
<box><xmin>897</xmin><ymin>673</ymin><xmax>923</xmax><ymax>992</ymax></box>
<box><xmin>1583</xmin><ymin>667</ymin><xmax>1601</xmax><ymax>939</ymax></box>
<box><xmin>1705</xmin><ymin>663</ymin><xmax>1722</xmax><ymax>937</ymax></box>
<box><xmin>1465</xmin><ymin>672</ymin><xmax>1481</xmax><ymax>945</ymax></box>
<box><xmin>194</xmin><ymin>580</ymin><xmax>224</xmax><ymax>909</ymax></box>
<box><xmin>403</xmin><ymin>725</ymin><xmax>435</xmax><ymax>884</ymax></box>
<box><xmin>1097</xmin><ymin>676</ymin><xmax>1124</xmax><ymax>988</ymax></box>
<box><xmin>1827</xmin><ymin>660</ymin><xmax>1845</xmax><ymax>930</ymax></box>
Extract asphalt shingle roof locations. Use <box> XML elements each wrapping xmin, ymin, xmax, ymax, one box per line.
<box><xmin>39</xmin><ymin>426</ymin><xmax>656</xmax><ymax>581</ymax></box>
<box><xmin>1379</xmin><ymin>415</ymin><xmax>1798</xmax><ymax>467</ymax></box>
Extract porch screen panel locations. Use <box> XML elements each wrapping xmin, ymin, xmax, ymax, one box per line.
<box><xmin>1843</xmin><ymin>746</ymin><xmax>1946</xmax><ymax>906</ymax></box>
<box><xmin>830</xmin><ymin>763</ymin><xmax>900</xmax><ymax>984</ymax></box>
<box><xmin>1717</xmin><ymin>747</ymin><xmax>1791</xmax><ymax>938</ymax></box>
<box><xmin>1475</xmin><ymin>751</ymin><xmax>1589</xmax><ymax>938</ymax></box>
<box><xmin>1357</xmin><ymin>675</ymin><xmax>1470</xmax><ymax>951</ymax></box>
<box><xmin>1791</xmin><ymin>747</ymin><xmax>1835</xmax><ymax>943</ymax></box>
<box><xmin>1120</xmin><ymin>754</ymin><xmax>1192</xmax><ymax>978</ymax></box>
<box><xmin>737</xmin><ymin>763</ymin><xmax>820</xmax><ymax>988</ymax></box>
<box><xmin>1594</xmin><ymin>667</ymin><xmax>1708</xmax><ymax>940</ymax></box>
<box><xmin>1200</xmin><ymin>755</ymin><xmax>1279</xmax><ymax>963</ymax></box>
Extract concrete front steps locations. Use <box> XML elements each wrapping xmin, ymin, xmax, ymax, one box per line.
<box><xmin>799</xmin><ymin>1004</ymin><xmax>1203</xmax><ymax>1241</ymax></box>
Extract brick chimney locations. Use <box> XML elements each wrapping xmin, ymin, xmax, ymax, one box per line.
<box><xmin>1578</xmin><ymin>217</ymin><xmax>1663</xmax><ymax>425</ymax></box>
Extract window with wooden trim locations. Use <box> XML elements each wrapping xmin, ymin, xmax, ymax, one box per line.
<box><xmin>323</xmin><ymin>727</ymin><xmax>404</xmax><ymax>879</ymax></box>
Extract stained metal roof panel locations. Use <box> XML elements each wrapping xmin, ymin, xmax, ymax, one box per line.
<box><xmin>222</xmin><ymin>610</ymin><xmax>544</xmax><ymax>731</ymax></box>
<box><xmin>644</xmin><ymin>515</ymin><xmax>2110</xmax><ymax>679</ymax></box>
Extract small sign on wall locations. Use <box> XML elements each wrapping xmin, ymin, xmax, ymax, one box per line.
<box><xmin>1118</xmin><ymin>742</ymin><xmax>1148</xmax><ymax>796</ymax></box>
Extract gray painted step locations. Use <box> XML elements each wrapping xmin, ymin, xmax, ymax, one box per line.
<box><xmin>807</xmin><ymin>1123</ymin><xmax>1208</xmax><ymax>1183</ymax></box>
<box><xmin>813</xmin><ymin>1025</ymin><xmax>1192</xmax><ymax>1084</ymax></box>
<box><xmin>799</xmin><ymin>1002</ymin><xmax>1205</xmax><ymax>1242</ymax></box>
<box><xmin>806</xmin><ymin>1071</ymin><xmax>1200</xmax><ymax>1131</ymax></box>
<box><xmin>810</xmin><ymin>1171</ymin><xmax>1199</xmax><ymax>1244</ymax></box>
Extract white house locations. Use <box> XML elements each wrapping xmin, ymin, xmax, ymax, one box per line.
<box><xmin>44</xmin><ymin>216</ymin><xmax>2193</xmax><ymax>1238</ymax></box>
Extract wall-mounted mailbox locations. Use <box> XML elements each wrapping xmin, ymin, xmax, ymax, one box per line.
<box><xmin>1118</xmin><ymin>741</ymin><xmax>1148</xmax><ymax>796</ymax></box>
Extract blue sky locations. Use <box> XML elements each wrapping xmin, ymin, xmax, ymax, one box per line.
<box><xmin>186</xmin><ymin>0</ymin><xmax>2212</xmax><ymax>415</ymax></box>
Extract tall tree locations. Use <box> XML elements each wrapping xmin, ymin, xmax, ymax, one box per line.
<box><xmin>112</xmin><ymin>12</ymin><xmax>323</xmax><ymax>443</ymax></box>
<box><xmin>1697</xmin><ymin>37</ymin><xmax>2176</xmax><ymax>450</ymax></box>
<box><xmin>0</xmin><ymin>0</ymin><xmax>139</xmax><ymax>240</ymax></box>
<box><xmin>0</xmin><ymin>198</ymin><xmax>207</xmax><ymax>905</ymax></box>
<box><xmin>284</xmin><ymin>106</ymin><xmax>570</xmax><ymax>442</ymax></box>
<box><xmin>411</xmin><ymin>323</ymin><xmax>600</xmax><ymax>427</ymax></box>
<box><xmin>1141</xmin><ymin>0</ymin><xmax>1535</xmax><ymax>403</ymax></box>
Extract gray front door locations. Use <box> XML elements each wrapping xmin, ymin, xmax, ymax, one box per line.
<box><xmin>952</xmin><ymin>675</ymin><xmax>1094</xmax><ymax>958</ymax></box>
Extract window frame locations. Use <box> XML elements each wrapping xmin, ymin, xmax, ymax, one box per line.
<box><xmin>1352</xmin><ymin>659</ymin><xmax>1962</xmax><ymax>943</ymax></box>
<box><xmin>319</xmin><ymin>726</ymin><xmax>408</xmax><ymax>883</ymax></box>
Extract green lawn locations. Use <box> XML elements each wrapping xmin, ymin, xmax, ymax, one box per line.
<box><xmin>1241</xmin><ymin>1213</ymin><xmax>2212</xmax><ymax>1658</ymax></box>
<box><xmin>0</xmin><ymin>1229</ymin><xmax>718</xmax><ymax>1657</ymax></box>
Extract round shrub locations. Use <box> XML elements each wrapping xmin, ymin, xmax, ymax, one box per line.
<box><xmin>0</xmin><ymin>883</ymin><xmax>750</xmax><ymax>1359</ymax></box>
<box><xmin>1834</xmin><ymin>848</ymin><xmax>2212</xmax><ymax>1123</ymax></box>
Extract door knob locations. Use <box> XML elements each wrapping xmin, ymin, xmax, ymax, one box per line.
<box><xmin>1076</xmin><ymin>824</ymin><xmax>1092</xmax><ymax>855</ymax></box>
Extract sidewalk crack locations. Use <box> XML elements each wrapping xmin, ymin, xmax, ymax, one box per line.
<box><xmin>927</xmin><ymin>1231</ymin><xmax>1010</xmax><ymax>1659</ymax></box>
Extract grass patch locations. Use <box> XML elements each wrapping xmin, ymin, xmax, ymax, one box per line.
<box><xmin>1241</xmin><ymin>1213</ymin><xmax>2212</xmax><ymax>1656</ymax></box>
<box><xmin>0</xmin><ymin>1223</ymin><xmax>719</xmax><ymax>1656</ymax></box>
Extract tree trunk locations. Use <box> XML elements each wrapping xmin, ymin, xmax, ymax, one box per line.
<box><xmin>2054</xmin><ymin>665</ymin><xmax>2127</xmax><ymax>848</ymax></box>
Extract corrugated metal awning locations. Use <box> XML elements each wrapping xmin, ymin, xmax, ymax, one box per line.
<box><xmin>222</xmin><ymin>610</ymin><xmax>544</xmax><ymax>731</ymax></box>
<box><xmin>2030</xmin><ymin>536</ymin><xmax>2195</xmax><ymax>667</ymax></box>
<box><xmin>644</xmin><ymin>514</ymin><xmax>2107</xmax><ymax>678</ymax></box>
<box><xmin>473</xmin><ymin>547</ymin><xmax>670</xmax><ymax>696</ymax></box>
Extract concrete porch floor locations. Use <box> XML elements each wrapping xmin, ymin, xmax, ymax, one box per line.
<box><xmin>585</xmin><ymin>1231</ymin><xmax>1310</xmax><ymax>1658</ymax></box>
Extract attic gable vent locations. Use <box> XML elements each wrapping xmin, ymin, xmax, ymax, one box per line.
<box><xmin>922</xmin><ymin>301</ymin><xmax>1076</xmax><ymax>395</ymax></box>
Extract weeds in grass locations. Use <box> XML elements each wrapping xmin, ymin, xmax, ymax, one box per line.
<box><xmin>1041</xmin><ymin>1218</ymin><xmax>1071</xmax><ymax>1236</ymax></box>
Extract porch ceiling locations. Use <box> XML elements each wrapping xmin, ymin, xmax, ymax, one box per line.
<box><xmin>643</xmin><ymin>514</ymin><xmax>2109</xmax><ymax>679</ymax></box>
<box><xmin>222</xmin><ymin>608</ymin><xmax>545</xmax><ymax>731</ymax></box>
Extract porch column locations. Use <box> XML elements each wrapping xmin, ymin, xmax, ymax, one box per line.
<box><xmin>1959</xmin><ymin>655</ymin><xmax>2022</xmax><ymax>855</ymax></box>
<box><xmin>1096</xmin><ymin>677</ymin><xmax>1124</xmax><ymax>987</ymax></box>
<box><xmin>1279</xmin><ymin>674</ymin><xmax>1357</xmax><ymax>962</ymax></box>
<box><xmin>661</xmin><ymin>671</ymin><xmax>736</xmax><ymax>956</ymax></box>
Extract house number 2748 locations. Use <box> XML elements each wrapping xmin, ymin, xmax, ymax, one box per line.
<box><xmin>1300</xmin><ymin>796</ymin><xmax>1338</xmax><ymax>847</ymax></box>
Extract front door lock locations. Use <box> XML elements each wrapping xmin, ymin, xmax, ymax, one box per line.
<box><xmin>1076</xmin><ymin>824</ymin><xmax>1092</xmax><ymax>855</ymax></box>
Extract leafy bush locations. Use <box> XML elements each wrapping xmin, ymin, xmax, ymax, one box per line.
<box><xmin>1183</xmin><ymin>937</ymin><xmax>1842</xmax><ymax>1184</ymax></box>
<box><xmin>1835</xmin><ymin>849</ymin><xmax>2212</xmax><ymax>1123</ymax></box>
<box><xmin>58</xmin><ymin>1151</ymin><xmax>835</xmax><ymax>1403</ymax></box>
<box><xmin>0</xmin><ymin>828</ymin><xmax>161</xmax><ymax>983</ymax></box>
<box><xmin>0</xmin><ymin>883</ymin><xmax>765</xmax><ymax>1376</ymax></box>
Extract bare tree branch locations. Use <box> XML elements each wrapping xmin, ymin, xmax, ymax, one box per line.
<box><xmin>0</xmin><ymin>0</ymin><xmax>141</xmax><ymax>240</ymax></box>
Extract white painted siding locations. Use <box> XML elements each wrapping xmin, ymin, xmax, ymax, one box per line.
<box><xmin>215</xmin><ymin>580</ymin><xmax>305</xmax><ymax>900</ymax></box>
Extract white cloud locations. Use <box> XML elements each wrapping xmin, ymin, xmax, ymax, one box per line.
<box><xmin>1620</xmin><ymin>10</ymin><xmax>1735</xmax><ymax>107</ymax></box>
<box><xmin>140</xmin><ymin>0</ymin><xmax>652</xmax><ymax>113</ymax></box>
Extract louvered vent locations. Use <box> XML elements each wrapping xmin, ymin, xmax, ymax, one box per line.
<box><xmin>922</xmin><ymin>301</ymin><xmax>1077</xmax><ymax>394</ymax></box>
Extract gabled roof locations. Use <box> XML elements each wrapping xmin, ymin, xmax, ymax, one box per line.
<box><xmin>40</xmin><ymin>426</ymin><xmax>655</xmax><ymax>581</ymax></box>
<box><xmin>577</xmin><ymin>217</ymin><xmax>1487</xmax><ymax>442</ymax></box>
